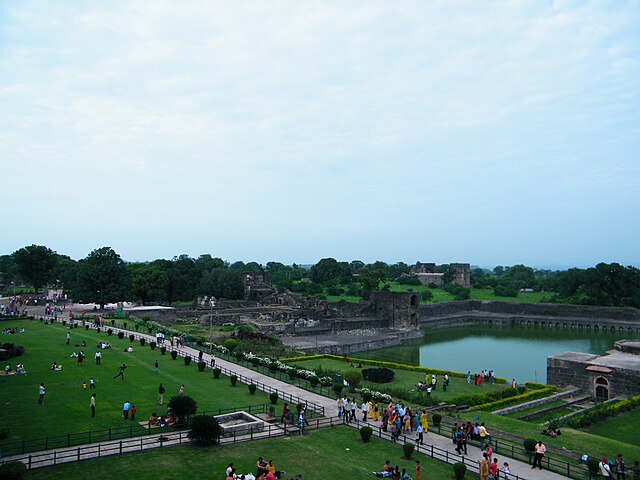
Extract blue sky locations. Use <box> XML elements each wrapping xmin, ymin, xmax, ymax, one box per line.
<box><xmin>1</xmin><ymin>1</ymin><xmax>638</xmax><ymax>268</ymax></box>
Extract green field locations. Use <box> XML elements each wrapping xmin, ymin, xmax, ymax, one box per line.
<box><xmin>287</xmin><ymin>357</ymin><xmax>508</xmax><ymax>403</ymax></box>
<box><xmin>0</xmin><ymin>319</ymin><xmax>270</xmax><ymax>445</ymax></box>
<box><xmin>583</xmin><ymin>408</ymin><xmax>640</xmax><ymax>446</ymax></box>
<box><xmin>27</xmin><ymin>425</ymin><xmax>474</xmax><ymax>480</ymax></box>
<box><xmin>326</xmin><ymin>285</ymin><xmax>550</xmax><ymax>304</ymax></box>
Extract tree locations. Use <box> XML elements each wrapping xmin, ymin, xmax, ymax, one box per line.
<box><xmin>358</xmin><ymin>268</ymin><xmax>386</xmax><ymax>299</ymax></box>
<box><xmin>503</xmin><ymin>264</ymin><xmax>536</xmax><ymax>290</ymax></box>
<box><xmin>198</xmin><ymin>269</ymin><xmax>244</xmax><ymax>299</ymax></box>
<box><xmin>167</xmin><ymin>255</ymin><xmax>199</xmax><ymax>302</ymax></box>
<box><xmin>129</xmin><ymin>263</ymin><xmax>169</xmax><ymax>304</ymax></box>
<box><xmin>73</xmin><ymin>247</ymin><xmax>129</xmax><ymax>308</ymax></box>
<box><xmin>13</xmin><ymin>245</ymin><xmax>57</xmax><ymax>293</ymax></box>
<box><xmin>168</xmin><ymin>395</ymin><xmax>197</xmax><ymax>424</ymax></box>
<box><xmin>188</xmin><ymin>415</ymin><xmax>221</xmax><ymax>446</ymax></box>
<box><xmin>310</xmin><ymin>258</ymin><xmax>350</xmax><ymax>284</ymax></box>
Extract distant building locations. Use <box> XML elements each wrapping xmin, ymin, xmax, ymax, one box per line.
<box><xmin>409</xmin><ymin>262</ymin><xmax>471</xmax><ymax>288</ymax></box>
<box><xmin>239</xmin><ymin>272</ymin><xmax>274</xmax><ymax>301</ymax></box>
<box><xmin>547</xmin><ymin>339</ymin><xmax>640</xmax><ymax>400</ymax></box>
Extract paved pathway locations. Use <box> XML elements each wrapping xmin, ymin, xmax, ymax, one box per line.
<box><xmin>14</xmin><ymin>315</ymin><xmax>572</xmax><ymax>479</ymax></box>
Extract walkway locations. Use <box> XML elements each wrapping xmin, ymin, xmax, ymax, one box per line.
<box><xmin>14</xmin><ymin>316</ymin><xmax>571</xmax><ymax>479</ymax></box>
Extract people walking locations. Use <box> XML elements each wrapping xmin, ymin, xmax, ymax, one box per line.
<box><xmin>158</xmin><ymin>383</ymin><xmax>165</xmax><ymax>405</ymax></box>
<box><xmin>122</xmin><ymin>400</ymin><xmax>131</xmax><ymax>419</ymax></box>
<box><xmin>38</xmin><ymin>383</ymin><xmax>45</xmax><ymax>404</ymax></box>
<box><xmin>90</xmin><ymin>393</ymin><xmax>96</xmax><ymax>417</ymax></box>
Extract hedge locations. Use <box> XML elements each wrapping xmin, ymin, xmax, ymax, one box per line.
<box><xmin>474</xmin><ymin>386</ymin><xmax>557</xmax><ymax>411</ymax></box>
<box><xmin>281</xmin><ymin>353</ymin><xmax>508</xmax><ymax>383</ymax></box>
<box><xmin>565</xmin><ymin>395</ymin><xmax>640</xmax><ymax>429</ymax></box>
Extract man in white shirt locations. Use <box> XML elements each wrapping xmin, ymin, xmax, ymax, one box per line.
<box><xmin>599</xmin><ymin>458</ymin><xmax>613</xmax><ymax>478</ymax></box>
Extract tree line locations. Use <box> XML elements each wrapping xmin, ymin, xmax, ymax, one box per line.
<box><xmin>1</xmin><ymin>245</ymin><xmax>639</xmax><ymax>308</ymax></box>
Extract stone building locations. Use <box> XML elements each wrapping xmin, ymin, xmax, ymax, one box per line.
<box><xmin>239</xmin><ymin>272</ymin><xmax>274</xmax><ymax>301</ymax></box>
<box><xmin>409</xmin><ymin>262</ymin><xmax>471</xmax><ymax>288</ymax></box>
<box><xmin>547</xmin><ymin>339</ymin><xmax>640</xmax><ymax>400</ymax></box>
<box><xmin>369</xmin><ymin>291</ymin><xmax>420</xmax><ymax>329</ymax></box>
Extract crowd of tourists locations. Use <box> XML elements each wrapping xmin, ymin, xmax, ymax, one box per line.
<box><xmin>224</xmin><ymin>458</ymin><xmax>298</xmax><ymax>480</ymax></box>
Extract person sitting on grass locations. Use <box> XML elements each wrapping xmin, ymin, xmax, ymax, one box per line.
<box><xmin>373</xmin><ymin>461</ymin><xmax>393</xmax><ymax>477</ymax></box>
<box><xmin>149</xmin><ymin>412</ymin><xmax>158</xmax><ymax>425</ymax></box>
<box><xmin>166</xmin><ymin>414</ymin><xmax>177</xmax><ymax>426</ymax></box>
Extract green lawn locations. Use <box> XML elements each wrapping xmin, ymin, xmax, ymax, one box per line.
<box><xmin>583</xmin><ymin>408</ymin><xmax>640</xmax><ymax>446</ymax></box>
<box><xmin>0</xmin><ymin>319</ymin><xmax>270</xmax><ymax>446</ymax></box>
<box><xmin>325</xmin><ymin>285</ymin><xmax>550</xmax><ymax>304</ymax></box>
<box><xmin>27</xmin><ymin>425</ymin><xmax>475</xmax><ymax>480</ymax></box>
<box><xmin>287</xmin><ymin>358</ymin><xmax>508</xmax><ymax>402</ymax></box>
<box><xmin>450</xmin><ymin>412</ymin><xmax>640</xmax><ymax>462</ymax></box>
<box><xmin>502</xmin><ymin>400</ymin><xmax>566</xmax><ymax>420</ymax></box>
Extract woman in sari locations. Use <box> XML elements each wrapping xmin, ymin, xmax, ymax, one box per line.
<box><xmin>367</xmin><ymin>401</ymin><xmax>374</xmax><ymax>420</ymax></box>
<box><xmin>420</xmin><ymin>409</ymin><xmax>429</xmax><ymax>433</ymax></box>
<box><xmin>373</xmin><ymin>402</ymin><xmax>380</xmax><ymax>421</ymax></box>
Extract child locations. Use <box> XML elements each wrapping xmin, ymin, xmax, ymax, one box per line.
<box><xmin>89</xmin><ymin>377</ymin><xmax>95</xmax><ymax>389</ymax></box>
<box><xmin>82</xmin><ymin>381</ymin><xmax>87</xmax><ymax>389</ymax></box>
<box><xmin>130</xmin><ymin>404</ymin><xmax>137</xmax><ymax>421</ymax></box>
<box><xmin>415</xmin><ymin>461</ymin><xmax>421</xmax><ymax>480</ymax></box>
<box><xmin>502</xmin><ymin>461</ymin><xmax>511</xmax><ymax>480</ymax></box>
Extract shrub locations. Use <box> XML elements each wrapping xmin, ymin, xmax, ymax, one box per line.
<box><xmin>85</xmin><ymin>325</ymin><xmax>89</xmax><ymax>330</ymax></box>
<box><xmin>432</xmin><ymin>413</ymin><xmax>442</xmax><ymax>427</ymax></box>
<box><xmin>139</xmin><ymin>338</ymin><xmax>146</xmax><ymax>346</ymax></box>
<box><xmin>362</xmin><ymin>367</ymin><xmax>395</xmax><ymax>383</ymax></box>
<box><xmin>361</xmin><ymin>389</ymin><xmax>372</xmax><ymax>403</ymax></box>
<box><xmin>230</xmin><ymin>374</ymin><xmax>238</xmax><ymax>386</ymax></box>
<box><xmin>107</xmin><ymin>328</ymin><xmax>113</xmax><ymax>336</ymax></box>
<box><xmin>270</xmin><ymin>392</ymin><xmax>279</xmax><ymax>404</ymax></box>
<box><xmin>123</xmin><ymin>322</ymin><xmax>127</xmax><ymax>329</ymax></box>
<box><xmin>168</xmin><ymin>395</ymin><xmax>198</xmax><ymax>424</ymax></box>
<box><xmin>309</xmin><ymin>375</ymin><xmax>319</xmax><ymax>387</ymax></box>
<box><xmin>233</xmin><ymin>350</ymin><xmax>244</xmax><ymax>360</ymax></box>
<box><xmin>494</xmin><ymin>285</ymin><xmax>518</xmax><ymax>297</ymax></box>
<box><xmin>117</xmin><ymin>331</ymin><xmax>124</xmax><ymax>339</ymax></box>
<box><xmin>288</xmin><ymin>369</ymin><xmax>298</xmax><ymax>379</ymax></box>
<box><xmin>134</xmin><ymin>324</ymin><xmax>139</xmax><ymax>331</ymax></box>
<box><xmin>188</xmin><ymin>415</ymin><xmax>221</xmax><ymax>446</ymax></box>
<box><xmin>402</xmin><ymin>442</ymin><xmax>415</xmax><ymax>459</ymax></box>
<box><xmin>0</xmin><ymin>427</ymin><xmax>9</xmax><ymax>439</ymax></box>
<box><xmin>184</xmin><ymin>356</ymin><xmax>192</xmax><ymax>366</ymax></box>
<box><xmin>223</xmin><ymin>338</ymin><xmax>239</xmax><ymax>351</ymax></box>
<box><xmin>0</xmin><ymin>460</ymin><xmax>27</xmax><ymax>480</ymax></box>
<box><xmin>360</xmin><ymin>426</ymin><xmax>373</xmax><ymax>443</ymax></box>
<box><xmin>160</xmin><ymin>346</ymin><xmax>166</xmax><ymax>355</ymax></box>
<box><xmin>171</xmin><ymin>351</ymin><xmax>178</xmax><ymax>360</ymax></box>
<box><xmin>343</xmin><ymin>369</ymin><xmax>363</xmax><ymax>391</ymax></box>
<box><xmin>248</xmin><ymin>384</ymin><xmax>257</xmax><ymax>395</ymax></box>
<box><xmin>268</xmin><ymin>361</ymin><xmax>278</xmax><ymax>372</ymax></box>
<box><xmin>111</xmin><ymin>319</ymin><xmax>116</xmax><ymax>326</ymax></box>
<box><xmin>587</xmin><ymin>458</ymin><xmax>600</xmax><ymax>475</ymax></box>
<box><xmin>523</xmin><ymin>438</ymin><xmax>537</xmax><ymax>454</ymax></box>
<box><xmin>197</xmin><ymin>361</ymin><xmax>206</xmax><ymax>372</ymax></box>
<box><xmin>332</xmin><ymin>383</ymin><xmax>343</xmax><ymax>396</ymax></box>
<box><xmin>150</xmin><ymin>341</ymin><xmax>156</xmax><ymax>350</ymax></box>
<box><xmin>453</xmin><ymin>462</ymin><xmax>467</xmax><ymax>480</ymax></box>
<box><xmin>213</xmin><ymin>367</ymin><xmax>221</xmax><ymax>379</ymax></box>
<box><xmin>129</xmin><ymin>334</ymin><xmax>135</xmax><ymax>342</ymax></box>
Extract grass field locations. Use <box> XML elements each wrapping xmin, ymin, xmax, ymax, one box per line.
<box><xmin>583</xmin><ymin>408</ymin><xmax>640</xmax><ymax>446</ymax></box>
<box><xmin>287</xmin><ymin>358</ymin><xmax>508</xmax><ymax>402</ymax></box>
<box><xmin>326</xmin><ymin>285</ymin><xmax>550</xmax><ymax>304</ymax></box>
<box><xmin>27</xmin><ymin>425</ymin><xmax>475</xmax><ymax>480</ymax></box>
<box><xmin>0</xmin><ymin>319</ymin><xmax>270</xmax><ymax>445</ymax></box>
<box><xmin>450</xmin><ymin>411</ymin><xmax>640</xmax><ymax>462</ymax></box>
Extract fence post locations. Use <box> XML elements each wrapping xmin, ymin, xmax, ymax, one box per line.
<box><xmin>140</xmin><ymin>437</ymin><xmax>143</xmax><ymax>450</ymax></box>
<box><xmin>119</xmin><ymin>440</ymin><xmax>122</xmax><ymax>455</ymax></box>
<box><xmin>98</xmin><ymin>443</ymin><xmax>100</xmax><ymax>457</ymax></box>
<box><xmin>22</xmin><ymin>439</ymin><xmax>25</xmax><ymax>455</ymax></box>
<box><xmin>77</xmin><ymin>446</ymin><xmax>80</xmax><ymax>461</ymax></box>
<box><xmin>28</xmin><ymin>455</ymin><xmax>32</xmax><ymax>470</ymax></box>
<box><xmin>53</xmin><ymin>451</ymin><xmax>56</xmax><ymax>465</ymax></box>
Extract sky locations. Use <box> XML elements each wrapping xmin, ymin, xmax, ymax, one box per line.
<box><xmin>1</xmin><ymin>1</ymin><xmax>639</xmax><ymax>268</ymax></box>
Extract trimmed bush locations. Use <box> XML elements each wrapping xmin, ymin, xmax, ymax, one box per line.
<box><xmin>230</xmin><ymin>374</ymin><xmax>238</xmax><ymax>386</ymax></box>
<box><xmin>171</xmin><ymin>351</ymin><xmax>178</xmax><ymax>360</ymax></box>
<box><xmin>139</xmin><ymin>338</ymin><xmax>146</xmax><ymax>346</ymax></box>
<box><xmin>111</xmin><ymin>319</ymin><xmax>116</xmax><ymax>326</ymax></box>
<box><xmin>213</xmin><ymin>367</ymin><xmax>221</xmax><ymax>379</ymax></box>
<box><xmin>160</xmin><ymin>346</ymin><xmax>166</xmax><ymax>355</ymax></box>
<box><xmin>343</xmin><ymin>369</ymin><xmax>363</xmax><ymax>391</ymax></box>
<box><xmin>332</xmin><ymin>383</ymin><xmax>343</xmax><ymax>396</ymax></box>
<box><xmin>432</xmin><ymin>413</ymin><xmax>442</xmax><ymax>427</ymax></box>
<box><xmin>107</xmin><ymin>328</ymin><xmax>113</xmax><ymax>336</ymax></box>
<box><xmin>233</xmin><ymin>350</ymin><xmax>244</xmax><ymax>360</ymax></box>
<box><xmin>309</xmin><ymin>375</ymin><xmax>319</xmax><ymax>387</ymax></box>
<box><xmin>268</xmin><ymin>361</ymin><xmax>278</xmax><ymax>372</ymax></box>
<box><xmin>453</xmin><ymin>462</ymin><xmax>467</xmax><ymax>480</ymax></box>
<box><xmin>523</xmin><ymin>438</ymin><xmax>537</xmax><ymax>454</ymax></box>
<box><xmin>0</xmin><ymin>460</ymin><xmax>27</xmax><ymax>480</ymax></box>
<box><xmin>362</xmin><ymin>367</ymin><xmax>395</xmax><ymax>383</ymax></box>
<box><xmin>270</xmin><ymin>392</ymin><xmax>279</xmax><ymax>405</ymax></box>
<box><xmin>402</xmin><ymin>442</ymin><xmax>415</xmax><ymax>459</ymax></box>
<box><xmin>0</xmin><ymin>427</ymin><xmax>9</xmax><ymax>439</ymax></box>
<box><xmin>360</xmin><ymin>426</ymin><xmax>373</xmax><ymax>442</ymax></box>
<box><xmin>223</xmin><ymin>338</ymin><xmax>239</xmax><ymax>351</ymax></box>
<box><xmin>150</xmin><ymin>341</ymin><xmax>156</xmax><ymax>350</ymax></box>
<box><xmin>168</xmin><ymin>395</ymin><xmax>197</xmax><ymax>425</ymax></box>
<box><xmin>117</xmin><ymin>331</ymin><xmax>124</xmax><ymax>339</ymax></box>
<box><xmin>129</xmin><ymin>334</ymin><xmax>135</xmax><ymax>342</ymax></box>
<box><xmin>288</xmin><ymin>369</ymin><xmax>298</xmax><ymax>379</ymax></box>
<box><xmin>188</xmin><ymin>414</ymin><xmax>221</xmax><ymax>446</ymax></box>
<box><xmin>587</xmin><ymin>458</ymin><xmax>600</xmax><ymax>476</ymax></box>
<box><xmin>197</xmin><ymin>361</ymin><xmax>206</xmax><ymax>372</ymax></box>
<box><xmin>248</xmin><ymin>384</ymin><xmax>257</xmax><ymax>395</ymax></box>
<box><xmin>184</xmin><ymin>356</ymin><xmax>192</xmax><ymax>366</ymax></box>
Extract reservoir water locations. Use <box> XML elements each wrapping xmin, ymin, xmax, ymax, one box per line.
<box><xmin>357</xmin><ymin>325</ymin><xmax>628</xmax><ymax>384</ymax></box>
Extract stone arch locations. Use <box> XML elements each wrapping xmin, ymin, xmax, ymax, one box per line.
<box><xmin>410</xmin><ymin>295</ymin><xmax>419</xmax><ymax>307</ymax></box>
<box><xmin>594</xmin><ymin>377</ymin><xmax>609</xmax><ymax>401</ymax></box>
<box><xmin>527</xmin><ymin>321</ymin><xmax>531</xmax><ymax>328</ymax></box>
<box><xmin>571</xmin><ymin>323</ymin><xmax>575</xmax><ymax>329</ymax></box>
<box><xmin>594</xmin><ymin>325</ymin><xmax>599</xmax><ymax>332</ymax></box>
<box><xmin>611</xmin><ymin>326</ymin><xmax>616</xmax><ymax>333</ymax></box>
